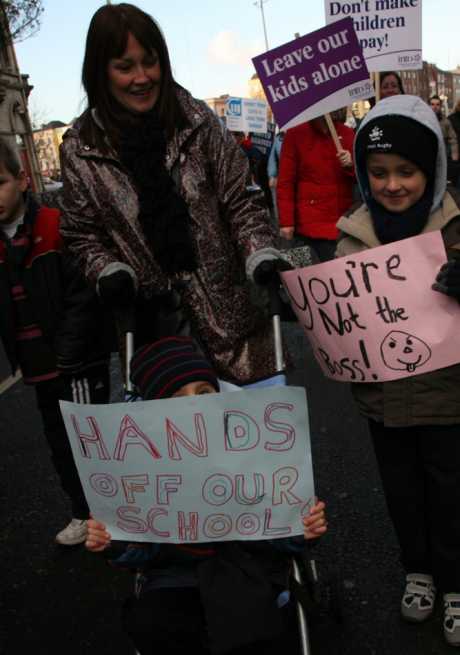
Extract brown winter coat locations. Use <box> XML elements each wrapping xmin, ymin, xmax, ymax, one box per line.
<box><xmin>336</xmin><ymin>190</ymin><xmax>460</xmax><ymax>427</ymax></box>
<box><xmin>59</xmin><ymin>87</ymin><xmax>278</xmax><ymax>383</ymax></box>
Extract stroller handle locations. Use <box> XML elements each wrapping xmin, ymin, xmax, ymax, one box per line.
<box><xmin>125</xmin><ymin>331</ymin><xmax>135</xmax><ymax>392</ymax></box>
<box><xmin>267</xmin><ymin>278</ymin><xmax>285</xmax><ymax>373</ymax></box>
<box><xmin>113</xmin><ymin>305</ymin><xmax>136</xmax><ymax>393</ymax></box>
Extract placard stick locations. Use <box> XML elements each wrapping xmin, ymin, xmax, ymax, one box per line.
<box><xmin>324</xmin><ymin>113</ymin><xmax>342</xmax><ymax>153</ymax></box>
<box><xmin>374</xmin><ymin>71</ymin><xmax>380</xmax><ymax>103</ymax></box>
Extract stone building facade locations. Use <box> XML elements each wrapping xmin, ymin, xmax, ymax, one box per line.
<box><xmin>33</xmin><ymin>121</ymin><xmax>70</xmax><ymax>178</ymax></box>
<box><xmin>0</xmin><ymin>5</ymin><xmax>42</xmax><ymax>190</ymax></box>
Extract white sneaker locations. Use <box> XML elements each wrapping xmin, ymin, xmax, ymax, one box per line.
<box><xmin>401</xmin><ymin>573</ymin><xmax>436</xmax><ymax>622</ymax></box>
<box><xmin>55</xmin><ymin>519</ymin><xmax>88</xmax><ymax>546</ymax></box>
<box><xmin>444</xmin><ymin>594</ymin><xmax>460</xmax><ymax>647</ymax></box>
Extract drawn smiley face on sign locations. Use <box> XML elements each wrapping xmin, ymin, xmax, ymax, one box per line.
<box><xmin>380</xmin><ymin>331</ymin><xmax>432</xmax><ymax>373</ymax></box>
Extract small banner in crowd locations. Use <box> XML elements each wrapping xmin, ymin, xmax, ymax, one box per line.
<box><xmin>325</xmin><ymin>0</ymin><xmax>422</xmax><ymax>72</ymax></box>
<box><xmin>252</xmin><ymin>17</ymin><xmax>373</xmax><ymax>130</ymax></box>
<box><xmin>250</xmin><ymin>122</ymin><xmax>276</xmax><ymax>156</ymax></box>
<box><xmin>60</xmin><ymin>387</ymin><xmax>315</xmax><ymax>543</ymax></box>
<box><xmin>281</xmin><ymin>232</ymin><xmax>460</xmax><ymax>383</ymax></box>
<box><xmin>225</xmin><ymin>97</ymin><xmax>268</xmax><ymax>133</ymax></box>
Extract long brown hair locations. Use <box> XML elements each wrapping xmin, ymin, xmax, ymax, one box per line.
<box><xmin>80</xmin><ymin>3</ymin><xmax>185</xmax><ymax>151</ymax></box>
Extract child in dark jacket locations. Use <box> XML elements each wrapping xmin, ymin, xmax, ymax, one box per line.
<box><xmin>86</xmin><ymin>336</ymin><xmax>326</xmax><ymax>655</ymax></box>
<box><xmin>336</xmin><ymin>95</ymin><xmax>460</xmax><ymax>647</ymax></box>
<box><xmin>0</xmin><ymin>138</ymin><xmax>111</xmax><ymax>545</ymax></box>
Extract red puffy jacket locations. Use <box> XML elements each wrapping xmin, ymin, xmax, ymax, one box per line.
<box><xmin>277</xmin><ymin>120</ymin><xmax>355</xmax><ymax>240</ymax></box>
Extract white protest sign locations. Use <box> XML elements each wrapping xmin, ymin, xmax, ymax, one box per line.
<box><xmin>226</xmin><ymin>97</ymin><xmax>268</xmax><ymax>133</ymax></box>
<box><xmin>60</xmin><ymin>387</ymin><xmax>314</xmax><ymax>543</ymax></box>
<box><xmin>325</xmin><ymin>0</ymin><xmax>422</xmax><ymax>72</ymax></box>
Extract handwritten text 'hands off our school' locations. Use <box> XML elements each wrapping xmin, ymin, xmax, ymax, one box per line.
<box><xmin>70</xmin><ymin>402</ymin><xmax>312</xmax><ymax>541</ymax></box>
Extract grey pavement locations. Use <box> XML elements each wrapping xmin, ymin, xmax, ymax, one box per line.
<box><xmin>1</xmin><ymin>326</ymin><xmax>455</xmax><ymax>655</ymax></box>
<box><xmin>1</xmin><ymin>373</ymin><xmax>132</xmax><ymax>655</ymax></box>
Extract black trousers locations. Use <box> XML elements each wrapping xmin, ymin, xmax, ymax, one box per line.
<box><xmin>34</xmin><ymin>365</ymin><xmax>110</xmax><ymax>519</ymax></box>
<box><xmin>368</xmin><ymin>420</ymin><xmax>460</xmax><ymax>591</ymax></box>
<box><xmin>122</xmin><ymin>587</ymin><xmax>300</xmax><ymax>655</ymax></box>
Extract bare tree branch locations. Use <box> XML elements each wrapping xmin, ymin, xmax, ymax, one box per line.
<box><xmin>29</xmin><ymin>97</ymin><xmax>50</xmax><ymax>130</ymax></box>
<box><xmin>1</xmin><ymin>0</ymin><xmax>44</xmax><ymax>43</ymax></box>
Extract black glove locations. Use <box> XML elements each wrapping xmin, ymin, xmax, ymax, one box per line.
<box><xmin>98</xmin><ymin>269</ymin><xmax>137</xmax><ymax>335</ymax></box>
<box><xmin>246</xmin><ymin>247</ymin><xmax>294</xmax><ymax>287</ymax></box>
<box><xmin>432</xmin><ymin>259</ymin><xmax>460</xmax><ymax>300</ymax></box>
<box><xmin>252</xmin><ymin>259</ymin><xmax>278</xmax><ymax>285</ymax></box>
<box><xmin>253</xmin><ymin>258</ymin><xmax>295</xmax><ymax>286</ymax></box>
<box><xmin>98</xmin><ymin>270</ymin><xmax>136</xmax><ymax>309</ymax></box>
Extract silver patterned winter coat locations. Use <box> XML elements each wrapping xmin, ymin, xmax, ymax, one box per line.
<box><xmin>59</xmin><ymin>87</ymin><xmax>278</xmax><ymax>383</ymax></box>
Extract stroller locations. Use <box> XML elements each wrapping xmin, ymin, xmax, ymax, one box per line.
<box><xmin>120</xmin><ymin>250</ymin><xmax>340</xmax><ymax>655</ymax></box>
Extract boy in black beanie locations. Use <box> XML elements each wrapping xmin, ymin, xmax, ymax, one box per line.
<box><xmin>86</xmin><ymin>336</ymin><xmax>327</xmax><ymax>655</ymax></box>
<box><xmin>336</xmin><ymin>95</ymin><xmax>460</xmax><ymax>647</ymax></box>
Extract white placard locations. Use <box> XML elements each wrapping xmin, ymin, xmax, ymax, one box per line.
<box><xmin>60</xmin><ymin>387</ymin><xmax>315</xmax><ymax>543</ymax></box>
<box><xmin>325</xmin><ymin>0</ymin><xmax>422</xmax><ymax>72</ymax></box>
<box><xmin>226</xmin><ymin>97</ymin><xmax>268</xmax><ymax>133</ymax></box>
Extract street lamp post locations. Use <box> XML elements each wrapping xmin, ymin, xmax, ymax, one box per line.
<box><xmin>254</xmin><ymin>0</ymin><xmax>269</xmax><ymax>51</ymax></box>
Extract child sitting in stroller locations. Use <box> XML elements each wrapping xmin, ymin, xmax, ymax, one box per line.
<box><xmin>86</xmin><ymin>336</ymin><xmax>327</xmax><ymax>655</ymax></box>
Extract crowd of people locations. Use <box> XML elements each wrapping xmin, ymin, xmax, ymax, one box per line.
<box><xmin>2</xmin><ymin>1</ymin><xmax>460</xmax><ymax>653</ymax></box>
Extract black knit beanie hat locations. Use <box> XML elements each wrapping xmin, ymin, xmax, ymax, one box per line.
<box><xmin>130</xmin><ymin>336</ymin><xmax>219</xmax><ymax>400</ymax></box>
<box><xmin>356</xmin><ymin>114</ymin><xmax>438</xmax><ymax>185</ymax></box>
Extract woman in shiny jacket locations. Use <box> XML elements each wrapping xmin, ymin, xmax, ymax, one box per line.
<box><xmin>59</xmin><ymin>3</ymin><xmax>280</xmax><ymax>384</ymax></box>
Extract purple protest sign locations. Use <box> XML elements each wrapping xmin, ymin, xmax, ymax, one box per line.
<box><xmin>252</xmin><ymin>17</ymin><xmax>374</xmax><ymax>129</ymax></box>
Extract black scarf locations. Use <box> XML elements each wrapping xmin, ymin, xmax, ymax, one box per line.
<box><xmin>118</xmin><ymin>109</ymin><xmax>197</xmax><ymax>275</ymax></box>
<box><xmin>368</xmin><ymin>183</ymin><xmax>435</xmax><ymax>245</ymax></box>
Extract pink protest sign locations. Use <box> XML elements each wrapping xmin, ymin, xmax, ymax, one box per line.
<box><xmin>252</xmin><ymin>17</ymin><xmax>374</xmax><ymax>130</ymax></box>
<box><xmin>281</xmin><ymin>232</ymin><xmax>460</xmax><ymax>383</ymax></box>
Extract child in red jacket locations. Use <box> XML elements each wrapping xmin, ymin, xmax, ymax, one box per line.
<box><xmin>277</xmin><ymin>110</ymin><xmax>355</xmax><ymax>262</ymax></box>
<box><xmin>0</xmin><ymin>137</ymin><xmax>111</xmax><ymax>545</ymax></box>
